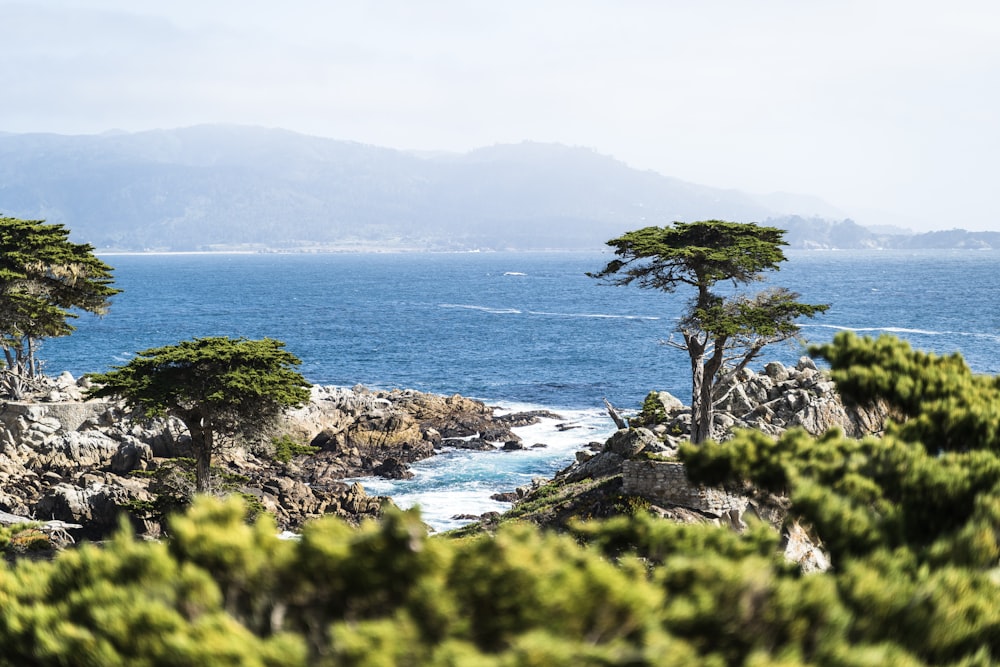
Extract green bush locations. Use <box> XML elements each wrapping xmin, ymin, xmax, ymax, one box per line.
<box><xmin>271</xmin><ymin>434</ymin><xmax>320</xmax><ymax>463</ymax></box>
<box><xmin>2</xmin><ymin>333</ymin><xmax>1000</xmax><ymax>665</ymax></box>
<box><xmin>631</xmin><ymin>391</ymin><xmax>668</xmax><ymax>427</ymax></box>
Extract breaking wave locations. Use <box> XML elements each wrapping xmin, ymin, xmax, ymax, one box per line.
<box><xmin>438</xmin><ymin>303</ymin><xmax>523</xmax><ymax>315</ymax></box>
<box><xmin>439</xmin><ymin>304</ymin><xmax>659</xmax><ymax>320</ymax></box>
<box><xmin>803</xmin><ymin>323</ymin><xmax>1000</xmax><ymax>342</ymax></box>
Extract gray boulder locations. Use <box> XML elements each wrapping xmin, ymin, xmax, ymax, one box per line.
<box><xmin>604</xmin><ymin>428</ymin><xmax>660</xmax><ymax>457</ymax></box>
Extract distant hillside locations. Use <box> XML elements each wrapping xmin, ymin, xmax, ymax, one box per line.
<box><xmin>0</xmin><ymin>126</ymin><xmax>995</xmax><ymax>252</ymax></box>
<box><xmin>0</xmin><ymin>125</ymin><xmax>788</xmax><ymax>251</ymax></box>
<box><xmin>768</xmin><ymin>215</ymin><xmax>1000</xmax><ymax>250</ymax></box>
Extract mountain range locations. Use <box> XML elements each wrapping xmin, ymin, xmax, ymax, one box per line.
<box><xmin>0</xmin><ymin>125</ymin><xmax>995</xmax><ymax>252</ymax></box>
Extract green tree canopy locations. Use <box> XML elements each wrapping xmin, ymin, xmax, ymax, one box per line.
<box><xmin>87</xmin><ymin>337</ymin><xmax>311</xmax><ymax>492</ymax></box>
<box><xmin>0</xmin><ymin>216</ymin><xmax>119</xmax><ymax>391</ymax></box>
<box><xmin>590</xmin><ymin>221</ymin><xmax>828</xmax><ymax>443</ymax></box>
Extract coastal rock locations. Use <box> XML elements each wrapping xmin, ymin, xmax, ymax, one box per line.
<box><xmin>764</xmin><ymin>361</ymin><xmax>790</xmax><ymax>382</ymax></box>
<box><xmin>604</xmin><ymin>428</ymin><xmax>658</xmax><ymax>457</ymax></box>
<box><xmin>513</xmin><ymin>357</ymin><xmax>880</xmax><ymax>574</ymax></box>
<box><xmin>110</xmin><ymin>440</ymin><xmax>154</xmax><ymax>475</ymax></box>
<box><xmin>442</xmin><ymin>437</ymin><xmax>496</xmax><ymax>451</ymax></box>
<box><xmin>346</xmin><ymin>409</ymin><xmax>422</xmax><ymax>448</ymax></box>
<box><xmin>0</xmin><ymin>399</ymin><xmax>115</xmax><ymax>435</ymax></box>
<box><xmin>783</xmin><ymin>520</ymin><xmax>831</xmax><ymax>574</ymax></box>
<box><xmin>0</xmin><ymin>381</ymin><xmax>523</xmax><ymax>537</ymax></box>
<box><xmin>494</xmin><ymin>410</ymin><xmax>563</xmax><ymax>428</ymax></box>
<box><xmin>34</xmin><ymin>476</ymin><xmax>154</xmax><ymax>540</ymax></box>
<box><xmin>372</xmin><ymin>457</ymin><xmax>414</xmax><ymax>480</ymax></box>
<box><xmin>714</xmin><ymin>360</ymin><xmax>889</xmax><ymax>439</ymax></box>
<box><xmin>649</xmin><ymin>391</ymin><xmax>685</xmax><ymax>415</ymax></box>
<box><xmin>562</xmin><ymin>450</ymin><xmax>623</xmax><ymax>483</ymax></box>
<box><xmin>34</xmin><ymin>431</ymin><xmax>120</xmax><ymax>473</ymax></box>
<box><xmin>389</xmin><ymin>390</ymin><xmax>526</xmax><ymax>442</ymax></box>
<box><xmin>340</xmin><ymin>481</ymin><xmax>384</xmax><ymax>516</ymax></box>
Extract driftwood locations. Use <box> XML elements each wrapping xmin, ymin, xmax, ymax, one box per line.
<box><xmin>603</xmin><ymin>398</ymin><xmax>628</xmax><ymax>430</ymax></box>
<box><xmin>0</xmin><ymin>510</ymin><xmax>82</xmax><ymax>544</ymax></box>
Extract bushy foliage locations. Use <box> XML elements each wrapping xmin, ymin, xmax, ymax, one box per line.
<box><xmin>0</xmin><ymin>492</ymin><xmax>987</xmax><ymax>664</ymax></box>
<box><xmin>632</xmin><ymin>391</ymin><xmax>669</xmax><ymax>427</ymax></box>
<box><xmin>0</xmin><ymin>521</ymin><xmax>52</xmax><ymax>555</ymax></box>
<box><xmin>271</xmin><ymin>434</ymin><xmax>320</xmax><ymax>463</ymax></box>
<box><xmin>815</xmin><ymin>331</ymin><xmax>1000</xmax><ymax>452</ymax></box>
<box><xmin>678</xmin><ymin>332</ymin><xmax>1000</xmax><ymax>663</ymax></box>
<box><xmin>5</xmin><ymin>332</ymin><xmax>1000</xmax><ymax>664</ymax></box>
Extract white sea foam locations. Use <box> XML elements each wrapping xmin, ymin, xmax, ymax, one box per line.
<box><xmin>804</xmin><ymin>323</ymin><xmax>1000</xmax><ymax>341</ymax></box>
<box><xmin>353</xmin><ymin>405</ymin><xmax>616</xmax><ymax>532</ymax></box>
<box><xmin>527</xmin><ymin>310</ymin><xmax>660</xmax><ymax>320</ymax></box>
<box><xmin>438</xmin><ymin>303</ymin><xmax>522</xmax><ymax>315</ymax></box>
<box><xmin>805</xmin><ymin>323</ymin><xmax>944</xmax><ymax>336</ymax></box>
<box><xmin>438</xmin><ymin>303</ymin><xmax>658</xmax><ymax>321</ymax></box>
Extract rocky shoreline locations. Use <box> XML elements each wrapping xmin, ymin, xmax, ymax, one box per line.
<box><xmin>467</xmin><ymin>356</ymin><xmax>890</xmax><ymax>570</ymax></box>
<box><xmin>0</xmin><ymin>376</ymin><xmax>565</xmax><ymax>542</ymax></box>
<box><xmin>0</xmin><ymin>356</ymin><xmax>888</xmax><ymax>551</ymax></box>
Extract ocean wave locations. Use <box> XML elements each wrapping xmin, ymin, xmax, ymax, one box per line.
<box><xmin>438</xmin><ymin>303</ymin><xmax>522</xmax><ymax>315</ymax></box>
<box><xmin>803</xmin><ymin>323</ymin><xmax>1000</xmax><ymax>341</ymax></box>
<box><xmin>351</xmin><ymin>406</ymin><xmax>616</xmax><ymax>532</ymax></box>
<box><xmin>805</xmin><ymin>324</ymin><xmax>944</xmax><ymax>336</ymax></box>
<box><xmin>438</xmin><ymin>303</ymin><xmax>658</xmax><ymax>320</ymax></box>
<box><xmin>527</xmin><ymin>310</ymin><xmax>660</xmax><ymax>320</ymax></box>
<box><xmin>503</xmin><ymin>271</ymin><xmax>527</xmax><ymax>276</ymax></box>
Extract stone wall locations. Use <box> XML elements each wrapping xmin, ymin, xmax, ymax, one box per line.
<box><xmin>622</xmin><ymin>459</ymin><xmax>748</xmax><ymax>516</ymax></box>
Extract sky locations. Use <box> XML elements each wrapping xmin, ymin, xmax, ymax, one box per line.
<box><xmin>2</xmin><ymin>1</ymin><xmax>999</xmax><ymax>232</ymax></box>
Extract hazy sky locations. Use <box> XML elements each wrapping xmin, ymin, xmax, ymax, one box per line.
<box><xmin>3</xmin><ymin>1</ymin><xmax>999</xmax><ymax>231</ymax></box>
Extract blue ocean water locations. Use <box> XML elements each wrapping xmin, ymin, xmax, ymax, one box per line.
<box><xmin>42</xmin><ymin>249</ymin><xmax>1000</xmax><ymax>528</ymax></box>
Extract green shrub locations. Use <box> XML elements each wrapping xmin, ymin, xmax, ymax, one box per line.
<box><xmin>272</xmin><ymin>434</ymin><xmax>320</xmax><ymax>463</ymax></box>
<box><xmin>631</xmin><ymin>391</ymin><xmax>668</xmax><ymax>427</ymax></box>
<box><xmin>2</xmin><ymin>333</ymin><xmax>1000</xmax><ymax>665</ymax></box>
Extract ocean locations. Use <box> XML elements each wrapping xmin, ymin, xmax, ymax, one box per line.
<box><xmin>43</xmin><ymin>249</ymin><xmax>1000</xmax><ymax>529</ymax></box>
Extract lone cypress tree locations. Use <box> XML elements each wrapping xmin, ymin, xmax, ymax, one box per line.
<box><xmin>87</xmin><ymin>336</ymin><xmax>311</xmax><ymax>492</ymax></box>
<box><xmin>590</xmin><ymin>220</ymin><xmax>828</xmax><ymax>443</ymax></box>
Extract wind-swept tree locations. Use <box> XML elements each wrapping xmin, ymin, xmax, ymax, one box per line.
<box><xmin>87</xmin><ymin>337</ymin><xmax>312</xmax><ymax>492</ymax></box>
<box><xmin>0</xmin><ymin>217</ymin><xmax>119</xmax><ymax>394</ymax></box>
<box><xmin>590</xmin><ymin>221</ymin><xmax>828</xmax><ymax>443</ymax></box>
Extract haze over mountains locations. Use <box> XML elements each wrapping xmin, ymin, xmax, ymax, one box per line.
<box><xmin>0</xmin><ymin>125</ymin><xmax>994</xmax><ymax>252</ymax></box>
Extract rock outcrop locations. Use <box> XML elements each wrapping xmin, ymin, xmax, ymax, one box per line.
<box><xmin>645</xmin><ymin>356</ymin><xmax>890</xmax><ymax>443</ymax></box>
<box><xmin>0</xmin><ymin>377</ymin><xmax>549</xmax><ymax>541</ymax></box>
<box><xmin>503</xmin><ymin>357</ymin><xmax>890</xmax><ymax>573</ymax></box>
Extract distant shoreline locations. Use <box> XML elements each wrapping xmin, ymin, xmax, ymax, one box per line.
<box><xmin>94</xmin><ymin>246</ymin><xmax>1000</xmax><ymax>257</ymax></box>
<box><xmin>95</xmin><ymin>247</ymin><xmax>607</xmax><ymax>256</ymax></box>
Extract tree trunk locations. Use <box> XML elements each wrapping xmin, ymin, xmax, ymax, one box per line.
<box><xmin>604</xmin><ymin>398</ymin><xmax>628</xmax><ymax>430</ymax></box>
<box><xmin>687</xmin><ymin>334</ymin><xmax>710</xmax><ymax>444</ymax></box>
<box><xmin>691</xmin><ymin>380</ymin><xmax>714</xmax><ymax>444</ymax></box>
<box><xmin>689</xmin><ymin>334</ymin><xmax>727</xmax><ymax>445</ymax></box>
<box><xmin>185</xmin><ymin>415</ymin><xmax>214</xmax><ymax>493</ymax></box>
<box><xmin>26</xmin><ymin>337</ymin><xmax>36</xmax><ymax>378</ymax></box>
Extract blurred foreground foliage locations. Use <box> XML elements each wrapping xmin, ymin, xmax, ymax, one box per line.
<box><xmin>1</xmin><ymin>332</ymin><xmax>1000</xmax><ymax>665</ymax></box>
